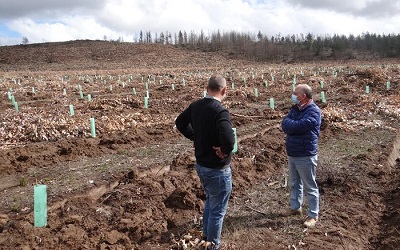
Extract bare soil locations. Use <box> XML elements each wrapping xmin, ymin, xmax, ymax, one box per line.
<box><xmin>0</xmin><ymin>41</ymin><xmax>399</xmax><ymax>249</ymax></box>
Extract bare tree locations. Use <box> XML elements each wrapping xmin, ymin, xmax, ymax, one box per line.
<box><xmin>21</xmin><ymin>36</ymin><xmax>29</xmax><ymax>45</ymax></box>
<box><xmin>159</xmin><ymin>32</ymin><xmax>165</xmax><ymax>44</ymax></box>
<box><xmin>124</xmin><ymin>29</ymin><xmax>400</xmax><ymax>60</ymax></box>
<box><xmin>146</xmin><ymin>31</ymin><xmax>152</xmax><ymax>43</ymax></box>
<box><xmin>183</xmin><ymin>31</ymin><xmax>188</xmax><ymax>45</ymax></box>
<box><xmin>139</xmin><ymin>31</ymin><xmax>143</xmax><ymax>43</ymax></box>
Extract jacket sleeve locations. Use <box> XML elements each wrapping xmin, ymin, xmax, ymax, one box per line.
<box><xmin>216</xmin><ymin>110</ymin><xmax>235</xmax><ymax>155</ymax></box>
<box><xmin>175</xmin><ymin>106</ymin><xmax>194</xmax><ymax>141</ymax></box>
<box><xmin>286</xmin><ymin>106</ymin><xmax>295</xmax><ymax>119</ymax></box>
<box><xmin>281</xmin><ymin>108</ymin><xmax>295</xmax><ymax>133</ymax></box>
<box><xmin>282</xmin><ymin>108</ymin><xmax>320</xmax><ymax>135</ymax></box>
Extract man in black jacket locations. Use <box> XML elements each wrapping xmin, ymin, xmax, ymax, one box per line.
<box><xmin>175</xmin><ymin>75</ymin><xmax>234</xmax><ymax>250</ymax></box>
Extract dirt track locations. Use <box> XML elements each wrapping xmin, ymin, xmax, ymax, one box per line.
<box><xmin>0</xmin><ymin>41</ymin><xmax>399</xmax><ymax>249</ymax></box>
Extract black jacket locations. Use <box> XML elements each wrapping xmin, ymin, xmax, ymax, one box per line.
<box><xmin>175</xmin><ymin>97</ymin><xmax>234</xmax><ymax>168</ymax></box>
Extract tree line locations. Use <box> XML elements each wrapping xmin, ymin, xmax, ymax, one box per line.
<box><xmin>134</xmin><ymin>30</ymin><xmax>400</xmax><ymax>62</ymax></box>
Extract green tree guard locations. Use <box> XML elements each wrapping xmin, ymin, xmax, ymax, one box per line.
<box><xmin>232</xmin><ymin>128</ymin><xmax>238</xmax><ymax>154</ymax></box>
<box><xmin>34</xmin><ymin>184</ymin><xmax>47</xmax><ymax>227</ymax></box>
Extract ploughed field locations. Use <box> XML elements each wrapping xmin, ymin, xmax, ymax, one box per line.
<box><xmin>0</xmin><ymin>41</ymin><xmax>399</xmax><ymax>249</ymax></box>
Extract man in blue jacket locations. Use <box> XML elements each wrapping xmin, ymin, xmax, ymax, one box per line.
<box><xmin>281</xmin><ymin>84</ymin><xmax>321</xmax><ymax>228</ymax></box>
<box><xmin>175</xmin><ymin>75</ymin><xmax>234</xmax><ymax>249</ymax></box>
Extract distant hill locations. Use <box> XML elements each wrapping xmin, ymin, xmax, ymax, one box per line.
<box><xmin>0</xmin><ymin>40</ymin><xmax>248</xmax><ymax>72</ymax></box>
<box><xmin>1</xmin><ymin>39</ymin><xmax>396</xmax><ymax>73</ymax></box>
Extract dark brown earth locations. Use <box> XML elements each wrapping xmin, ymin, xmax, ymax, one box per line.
<box><xmin>0</xmin><ymin>41</ymin><xmax>399</xmax><ymax>249</ymax></box>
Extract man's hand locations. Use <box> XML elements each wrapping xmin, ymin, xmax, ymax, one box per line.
<box><xmin>213</xmin><ymin>146</ymin><xmax>228</xmax><ymax>159</ymax></box>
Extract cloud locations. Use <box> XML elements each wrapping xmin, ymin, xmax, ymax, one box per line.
<box><xmin>0</xmin><ymin>0</ymin><xmax>103</xmax><ymax>19</ymax></box>
<box><xmin>357</xmin><ymin>0</ymin><xmax>400</xmax><ymax>18</ymax></box>
<box><xmin>95</xmin><ymin>0</ymin><xmax>256</xmax><ymax>33</ymax></box>
<box><xmin>1</xmin><ymin>0</ymin><xmax>400</xmax><ymax>45</ymax></box>
<box><xmin>286</xmin><ymin>0</ymin><xmax>400</xmax><ymax>18</ymax></box>
<box><xmin>7</xmin><ymin>16</ymin><xmax>123</xmax><ymax>44</ymax></box>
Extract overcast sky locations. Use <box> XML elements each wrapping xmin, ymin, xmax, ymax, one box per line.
<box><xmin>0</xmin><ymin>0</ymin><xmax>400</xmax><ymax>46</ymax></box>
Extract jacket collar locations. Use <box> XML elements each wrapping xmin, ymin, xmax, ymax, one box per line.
<box><xmin>297</xmin><ymin>99</ymin><xmax>313</xmax><ymax>110</ymax></box>
<box><xmin>205</xmin><ymin>95</ymin><xmax>221</xmax><ymax>102</ymax></box>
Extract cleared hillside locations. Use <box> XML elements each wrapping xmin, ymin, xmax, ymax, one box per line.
<box><xmin>0</xmin><ymin>40</ymin><xmax>249</xmax><ymax>72</ymax></box>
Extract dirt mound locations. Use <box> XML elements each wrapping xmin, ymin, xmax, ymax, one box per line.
<box><xmin>372</xmin><ymin>134</ymin><xmax>400</xmax><ymax>250</ymax></box>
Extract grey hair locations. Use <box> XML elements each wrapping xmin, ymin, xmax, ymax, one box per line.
<box><xmin>299</xmin><ymin>84</ymin><xmax>313</xmax><ymax>99</ymax></box>
<box><xmin>208</xmin><ymin>75</ymin><xmax>226</xmax><ymax>92</ymax></box>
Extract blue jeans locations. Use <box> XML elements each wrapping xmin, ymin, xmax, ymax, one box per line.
<box><xmin>288</xmin><ymin>155</ymin><xmax>319</xmax><ymax>218</ymax></box>
<box><xmin>195</xmin><ymin>163</ymin><xmax>232</xmax><ymax>249</ymax></box>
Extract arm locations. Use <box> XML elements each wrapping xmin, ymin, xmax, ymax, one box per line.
<box><xmin>216</xmin><ymin>110</ymin><xmax>235</xmax><ymax>155</ymax></box>
<box><xmin>281</xmin><ymin>107</ymin><xmax>295</xmax><ymax>134</ymax></box>
<box><xmin>282</xmin><ymin>108</ymin><xmax>320</xmax><ymax>135</ymax></box>
<box><xmin>175</xmin><ymin>106</ymin><xmax>194</xmax><ymax>141</ymax></box>
<box><xmin>286</xmin><ymin>106</ymin><xmax>295</xmax><ymax>119</ymax></box>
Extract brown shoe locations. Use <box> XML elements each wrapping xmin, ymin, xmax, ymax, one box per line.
<box><xmin>284</xmin><ymin>208</ymin><xmax>302</xmax><ymax>216</ymax></box>
<box><xmin>304</xmin><ymin>217</ymin><xmax>318</xmax><ymax>228</ymax></box>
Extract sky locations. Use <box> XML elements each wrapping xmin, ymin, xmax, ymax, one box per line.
<box><xmin>0</xmin><ymin>0</ymin><xmax>400</xmax><ymax>46</ymax></box>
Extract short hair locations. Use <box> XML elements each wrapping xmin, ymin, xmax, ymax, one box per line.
<box><xmin>208</xmin><ymin>75</ymin><xmax>226</xmax><ymax>92</ymax></box>
<box><xmin>298</xmin><ymin>84</ymin><xmax>313</xmax><ymax>99</ymax></box>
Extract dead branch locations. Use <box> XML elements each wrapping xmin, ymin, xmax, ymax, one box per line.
<box><xmin>231</xmin><ymin>113</ymin><xmax>264</xmax><ymax>119</ymax></box>
<box><xmin>245</xmin><ymin>205</ymin><xmax>269</xmax><ymax>216</ymax></box>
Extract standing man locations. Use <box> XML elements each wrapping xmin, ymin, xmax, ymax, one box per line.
<box><xmin>281</xmin><ymin>84</ymin><xmax>321</xmax><ymax>228</ymax></box>
<box><xmin>175</xmin><ymin>75</ymin><xmax>234</xmax><ymax>250</ymax></box>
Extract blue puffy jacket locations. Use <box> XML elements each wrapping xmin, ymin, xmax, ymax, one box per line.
<box><xmin>281</xmin><ymin>101</ymin><xmax>321</xmax><ymax>157</ymax></box>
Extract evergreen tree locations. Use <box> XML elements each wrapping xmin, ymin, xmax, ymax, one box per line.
<box><xmin>178</xmin><ymin>30</ymin><xmax>184</xmax><ymax>45</ymax></box>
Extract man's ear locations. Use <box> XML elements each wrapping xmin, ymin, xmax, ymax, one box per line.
<box><xmin>221</xmin><ymin>86</ymin><xmax>226</xmax><ymax>96</ymax></box>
